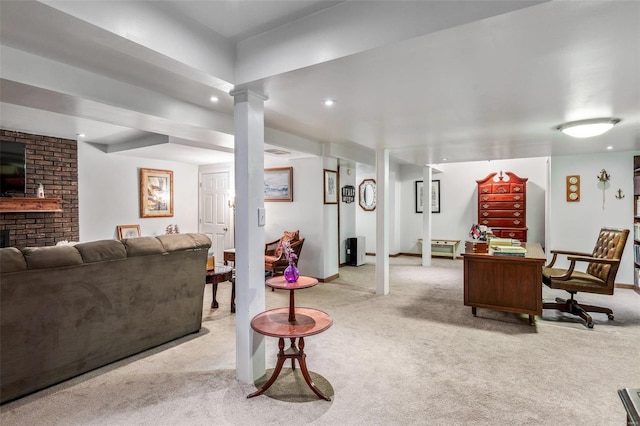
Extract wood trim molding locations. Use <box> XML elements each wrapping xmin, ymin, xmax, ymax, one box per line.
<box><xmin>0</xmin><ymin>197</ymin><xmax>62</xmax><ymax>213</ymax></box>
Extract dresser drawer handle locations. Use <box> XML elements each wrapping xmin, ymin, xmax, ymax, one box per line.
<box><xmin>482</xmin><ymin>196</ymin><xmax>489</xmax><ymax>201</ymax></box>
<box><xmin>513</xmin><ymin>220</ymin><xmax>521</xmax><ymax>225</ymax></box>
<box><xmin>482</xmin><ymin>188</ymin><xmax>489</xmax><ymax>193</ymax></box>
<box><xmin>508</xmin><ymin>232</ymin><xmax>516</xmax><ymax>237</ymax></box>
<box><xmin>482</xmin><ymin>212</ymin><xmax>489</xmax><ymax>217</ymax></box>
<box><xmin>513</xmin><ymin>212</ymin><xmax>521</xmax><ymax>217</ymax></box>
<box><xmin>483</xmin><ymin>204</ymin><xmax>489</xmax><ymax>208</ymax></box>
<box><xmin>514</xmin><ymin>195</ymin><xmax>521</xmax><ymax>200</ymax></box>
<box><xmin>514</xmin><ymin>203</ymin><xmax>521</xmax><ymax>208</ymax></box>
<box><xmin>482</xmin><ymin>220</ymin><xmax>489</xmax><ymax>225</ymax></box>
<box><xmin>514</xmin><ymin>187</ymin><xmax>521</xmax><ymax>192</ymax></box>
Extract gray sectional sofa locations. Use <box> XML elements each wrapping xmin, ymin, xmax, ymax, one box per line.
<box><xmin>0</xmin><ymin>233</ymin><xmax>211</xmax><ymax>403</ymax></box>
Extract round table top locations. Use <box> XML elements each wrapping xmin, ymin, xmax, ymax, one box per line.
<box><xmin>251</xmin><ymin>307</ymin><xmax>333</xmax><ymax>338</ymax></box>
<box><xmin>265</xmin><ymin>275</ymin><xmax>318</xmax><ymax>290</ymax></box>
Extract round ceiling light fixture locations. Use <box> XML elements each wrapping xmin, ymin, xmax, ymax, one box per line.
<box><xmin>556</xmin><ymin>117</ymin><xmax>621</xmax><ymax>138</ymax></box>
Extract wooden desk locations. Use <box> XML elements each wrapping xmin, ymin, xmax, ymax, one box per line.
<box><xmin>462</xmin><ymin>242</ymin><xmax>545</xmax><ymax>325</ymax></box>
<box><xmin>247</xmin><ymin>275</ymin><xmax>332</xmax><ymax>401</ymax></box>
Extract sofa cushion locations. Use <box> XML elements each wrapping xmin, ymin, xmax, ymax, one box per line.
<box><xmin>157</xmin><ymin>233</ymin><xmax>211</xmax><ymax>252</ymax></box>
<box><xmin>0</xmin><ymin>248</ymin><xmax>27</xmax><ymax>273</ymax></box>
<box><xmin>123</xmin><ymin>236</ymin><xmax>166</xmax><ymax>257</ymax></box>
<box><xmin>21</xmin><ymin>246</ymin><xmax>84</xmax><ymax>269</ymax></box>
<box><xmin>75</xmin><ymin>240</ymin><xmax>127</xmax><ymax>263</ymax></box>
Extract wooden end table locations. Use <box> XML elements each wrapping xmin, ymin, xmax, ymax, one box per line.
<box><xmin>206</xmin><ymin>265</ymin><xmax>235</xmax><ymax>313</ymax></box>
<box><xmin>247</xmin><ymin>275</ymin><xmax>333</xmax><ymax>401</ymax></box>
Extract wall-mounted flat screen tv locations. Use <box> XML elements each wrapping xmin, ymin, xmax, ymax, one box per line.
<box><xmin>0</xmin><ymin>141</ymin><xmax>26</xmax><ymax>196</ymax></box>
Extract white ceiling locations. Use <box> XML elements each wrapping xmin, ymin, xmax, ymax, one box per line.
<box><xmin>0</xmin><ymin>0</ymin><xmax>638</xmax><ymax>166</ymax></box>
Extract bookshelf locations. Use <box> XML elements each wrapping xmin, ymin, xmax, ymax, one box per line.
<box><xmin>634</xmin><ymin>156</ymin><xmax>640</xmax><ymax>290</ymax></box>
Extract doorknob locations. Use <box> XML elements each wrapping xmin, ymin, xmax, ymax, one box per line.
<box><xmin>223</xmin><ymin>227</ymin><xmax>228</xmax><ymax>231</ymax></box>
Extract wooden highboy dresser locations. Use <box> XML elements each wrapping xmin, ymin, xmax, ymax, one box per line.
<box><xmin>476</xmin><ymin>171</ymin><xmax>528</xmax><ymax>242</ymax></box>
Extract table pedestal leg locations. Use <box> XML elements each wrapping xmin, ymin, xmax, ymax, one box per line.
<box><xmin>211</xmin><ymin>283</ymin><xmax>219</xmax><ymax>309</ymax></box>
<box><xmin>247</xmin><ymin>337</ymin><xmax>331</xmax><ymax>401</ymax></box>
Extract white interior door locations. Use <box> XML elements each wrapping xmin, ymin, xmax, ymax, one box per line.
<box><xmin>200</xmin><ymin>171</ymin><xmax>231</xmax><ymax>263</ymax></box>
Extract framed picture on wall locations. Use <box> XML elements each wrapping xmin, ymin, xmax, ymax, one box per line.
<box><xmin>264</xmin><ymin>167</ymin><xmax>293</xmax><ymax>202</ymax></box>
<box><xmin>140</xmin><ymin>168</ymin><xmax>174</xmax><ymax>218</ymax></box>
<box><xmin>415</xmin><ymin>180</ymin><xmax>441</xmax><ymax>213</ymax></box>
<box><xmin>324</xmin><ymin>169</ymin><xmax>338</xmax><ymax>204</ymax></box>
<box><xmin>117</xmin><ymin>224</ymin><xmax>141</xmax><ymax>239</ymax></box>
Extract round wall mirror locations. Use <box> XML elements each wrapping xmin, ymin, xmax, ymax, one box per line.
<box><xmin>358</xmin><ymin>179</ymin><xmax>376</xmax><ymax>211</ymax></box>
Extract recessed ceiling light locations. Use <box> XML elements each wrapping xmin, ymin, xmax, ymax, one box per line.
<box><xmin>441</xmin><ymin>158</ymin><xmax>448</xmax><ymax>161</ymax></box>
<box><xmin>323</xmin><ymin>99</ymin><xmax>336</xmax><ymax>107</ymax></box>
<box><xmin>555</xmin><ymin>118</ymin><xmax>621</xmax><ymax>138</ymax></box>
<box><xmin>76</xmin><ymin>133</ymin><xmax>85</xmax><ymax>138</ymax></box>
<box><xmin>606</xmin><ymin>146</ymin><xmax>613</xmax><ymax>150</ymax></box>
<box><xmin>210</xmin><ymin>96</ymin><xmax>219</xmax><ymax>103</ymax></box>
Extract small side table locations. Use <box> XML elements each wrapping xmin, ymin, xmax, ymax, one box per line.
<box><xmin>206</xmin><ymin>265</ymin><xmax>234</xmax><ymax>313</ymax></box>
<box><xmin>223</xmin><ymin>248</ymin><xmax>235</xmax><ymax>265</ymax></box>
<box><xmin>247</xmin><ymin>275</ymin><xmax>332</xmax><ymax>401</ymax></box>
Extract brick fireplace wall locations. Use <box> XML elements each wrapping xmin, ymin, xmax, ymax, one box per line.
<box><xmin>0</xmin><ymin>129</ymin><xmax>79</xmax><ymax>247</ymax></box>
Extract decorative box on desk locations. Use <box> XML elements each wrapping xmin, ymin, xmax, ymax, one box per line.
<box><xmin>465</xmin><ymin>240</ymin><xmax>488</xmax><ymax>254</ymax></box>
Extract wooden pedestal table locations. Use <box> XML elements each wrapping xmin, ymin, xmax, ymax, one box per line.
<box><xmin>206</xmin><ymin>265</ymin><xmax>235</xmax><ymax>313</ymax></box>
<box><xmin>247</xmin><ymin>275</ymin><xmax>332</xmax><ymax>401</ymax></box>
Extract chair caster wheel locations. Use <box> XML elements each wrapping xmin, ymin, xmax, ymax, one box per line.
<box><xmin>587</xmin><ymin>322</ymin><xmax>594</xmax><ymax>329</ymax></box>
<box><xmin>607</xmin><ymin>314</ymin><xmax>614</xmax><ymax>320</ymax></box>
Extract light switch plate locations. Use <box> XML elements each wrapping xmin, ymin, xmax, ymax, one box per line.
<box><xmin>258</xmin><ymin>208</ymin><xmax>266</xmax><ymax>227</ymax></box>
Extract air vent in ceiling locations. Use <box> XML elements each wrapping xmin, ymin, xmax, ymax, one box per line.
<box><xmin>264</xmin><ymin>148</ymin><xmax>291</xmax><ymax>155</ymax></box>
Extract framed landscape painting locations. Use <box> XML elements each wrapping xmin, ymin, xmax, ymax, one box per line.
<box><xmin>140</xmin><ymin>168</ymin><xmax>173</xmax><ymax>217</ymax></box>
<box><xmin>264</xmin><ymin>167</ymin><xmax>293</xmax><ymax>202</ymax></box>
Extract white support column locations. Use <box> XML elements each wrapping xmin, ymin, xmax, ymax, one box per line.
<box><xmin>422</xmin><ymin>166</ymin><xmax>433</xmax><ymax>266</ymax></box>
<box><xmin>230</xmin><ymin>88</ymin><xmax>267</xmax><ymax>384</ymax></box>
<box><xmin>375</xmin><ymin>148</ymin><xmax>390</xmax><ymax>295</ymax></box>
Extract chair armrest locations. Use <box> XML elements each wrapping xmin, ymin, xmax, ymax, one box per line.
<box><xmin>566</xmin><ymin>255</ymin><xmax>619</xmax><ymax>265</ymax></box>
<box><xmin>545</xmin><ymin>249</ymin><xmax>592</xmax><ymax>268</ymax></box>
<box><xmin>265</xmin><ymin>239</ymin><xmax>280</xmax><ymax>256</ymax></box>
<box><xmin>547</xmin><ymin>255</ymin><xmax>619</xmax><ymax>281</ymax></box>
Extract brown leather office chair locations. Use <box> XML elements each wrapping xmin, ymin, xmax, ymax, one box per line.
<box><xmin>542</xmin><ymin>227</ymin><xmax>629</xmax><ymax>328</ymax></box>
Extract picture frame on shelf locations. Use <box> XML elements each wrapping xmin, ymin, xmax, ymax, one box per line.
<box><xmin>415</xmin><ymin>180</ymin><xmax>441</xmax><ymax>213</ymax></box>
<box><xmin>140</xmin><ymin>168</ymin><xmax>173</xmax><ymax>218</ymax></box>
<box><xmin>264</xmin><ymin>167</ymin><xmax>293</xmax><ymax>202</ymax></box>
<box><xmin>324</xmin><ymin>169</ymin><xmax>338</xmax><ymax>204</ymax></box>
<box><xmin>117</xmin><ymin>224</ymin><xmax>141</xmax><ymax>239</ymax></box>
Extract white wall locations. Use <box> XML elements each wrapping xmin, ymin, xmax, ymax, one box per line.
<box><xmin>548</xmin><ymin>150</ymin><xmax>639</xmax><ymax>285</ymax></box>
<box><xmin>339</xmin><ymin>166</ymin><xmax>357</xmax><ymax>264</ymax></box>
<box><xmin>263</xmin><ymin>156</ymin><xmax>339</xmax><ymax>280</ymax></box>
<box><xmin>355</xmin><ymin>162</ymin><xmax>401</xmax><ymax>254</ymax></box>
<box><xmin>78</xmin><ymin>142</ymin><xmax>199</xmax><ymax>242</ymax></box>
<box><xmin>396</xmin><ymin>157</ymin><xmax>548</xmax><ymax>256</ymax></box>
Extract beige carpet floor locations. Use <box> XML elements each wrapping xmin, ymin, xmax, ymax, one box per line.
<box><xmin>1</xmin><ymin>256</ymin><xmax>639</xmax><ymax>425</ymax></box>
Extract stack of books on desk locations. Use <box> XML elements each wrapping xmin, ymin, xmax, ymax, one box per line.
<box><xmin>488</xmin><ymin>238</ymin><xmax>521</xmax><ymax>246</ymax></box>
<box><xmin>491</xmin><ymin>245</ymin><xmax>527</xmax><ymax>256</ymax></box>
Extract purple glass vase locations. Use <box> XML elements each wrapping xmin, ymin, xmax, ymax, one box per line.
<box><xmin>284</xmin><ymin>262</ymin><xmax>299</xmax><ymax>283</ymax></box>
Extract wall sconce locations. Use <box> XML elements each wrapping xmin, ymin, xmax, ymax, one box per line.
<box><xmin>597</xmin><ymin>169</ymin><xmax>610</xmax><ymax>182</ymax></box>
<box><xmin>615</xmin><ymin>189</ymin><xmax>625</xmax><ymax>199</ymax></box>
<box><xmin>597</xmin><ymin>169</ymin><xmax>611</xmax><ymax>210</ymax></box>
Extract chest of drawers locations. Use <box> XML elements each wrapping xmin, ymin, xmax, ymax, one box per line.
<box><xmin>476</xmin><ymin>171</ymin><xmax>528</xmax><ymax>241</ymax></box>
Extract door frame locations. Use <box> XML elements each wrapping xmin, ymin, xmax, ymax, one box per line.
<box><xmin>199</xmin><ymin>163</ymin><xmax>234</xmax><ymax>254</ymax></box>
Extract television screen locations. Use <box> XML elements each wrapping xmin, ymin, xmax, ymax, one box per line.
<box><xmin>0</xmin><ymin>141</ymin><xmax>26</xmax><ymax>196</ymax></box>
